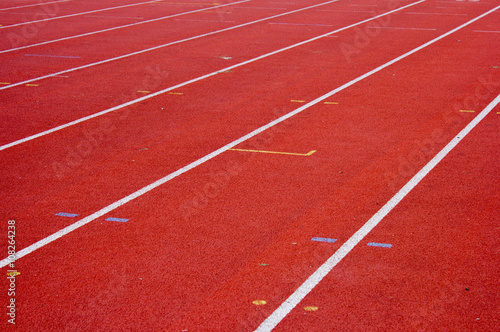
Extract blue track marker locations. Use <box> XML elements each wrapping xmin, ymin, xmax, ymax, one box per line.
<box><xmin>311</xmin><ymin>237</ymin><xmax>337</xmax><ymax>243</ymax></box>
<box><xmin>105</xmin><ymin>217</ymin><xmax>128</xmax><ymax>222</ymax></box>
<box><xmin>367</xmin><ymin>242</ymin><xmax>393</xmax><ymax>248</ymax></box>
<box><xmin>55</xmin><ymin>212</ymin><xmax>79</xmax><ymax>217</ymax></box>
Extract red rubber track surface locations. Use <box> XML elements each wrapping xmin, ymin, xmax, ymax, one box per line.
<box><xmin>0</xmin><ymin>0</ymin><xmax>499</xmax><ymax>331</ymax></box>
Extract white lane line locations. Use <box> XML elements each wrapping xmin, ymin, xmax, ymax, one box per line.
<box><xmin>0</xmin><ymin>0</ymin><xmax>341</xmax><ymax>84</ymax></box>
<box><xmin>84</xmin><ymin>15</ymin><xmax>145</xmax><ymax>19</ymax></box>
<box><xmin>174</xmin><ymin>18</ymin><xmax>236</xmax><ymax>22</ymax></box>
<box><xmin>367</xmin><ymin>26</ymin><xmax>437</xmax><ymax>31</ymax></box>
<box><xmin>316</xmin><ymin>9</ymin><xmax>375</xmax><ymax>13</ymax></box>
<box><xmin>473</xmin><ymin>29</ymin><xmax>500</xmax><ymax>33</ymax></box>
<box><xmin>405</xmin><ymin>11</ymin><xmax>467</xmax><ymax>15</ymax></box>
<box><xmin>0</xmin><ymin>0</ymin><xmax>70</xmax><ymax>12</ymax></box>
<box><xmin>0</xmin><ymin>0</ymin><xmax>250</xmax><ymax>54</ymax></box>
<box><xmin>233</xmin><ymin>7</ymin><xmax>287</xmax><ymax>10</ymax></box>
<box><xmin>436</xmin><ymin>0</ymin><xmax>488</xmax><ymax>3</ymax></box>
<box><xmin>269</xmin><ymin>22</ymin><xmax>334</xmax><ymax>26</ymax></box>
<box><xmin>254</xmin><ymin>6</ymin><xmax>500</xmax><ymax>328</ymax></box>
<box><xmin>1</xmin><ymin>1</ymin><xmax>497</xmax><ymax>272</ymax></box>
<box><xmin>0</xmin><ymin>12</ymin><xmax>41</xmax><ymax>15</ymax></box>
<box><xmin>255</xmin><ymin>93</ymin><xmax>500</xmax><ymax>331</ymax></box>
<box><xmin>0</xmin><ymin>0</ymin><xmax>425</xmax><ymax>151</ymax></box>
<box><xmin>0</xmin><ymin>0</ymin><xmax>161</xmax><ymax>30</ymax></box>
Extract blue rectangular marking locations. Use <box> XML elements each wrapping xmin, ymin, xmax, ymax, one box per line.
<box><xmin>105</xmin><ymin>217</ymin><xmax>128</xmax><ymax>222</ymax></box>
<box><xmin>55</xmin><ymin>212</ymin><xmax>79</xmax><ymax>218</ymax></box>
<box><xmin>367</xmin><ymin>242</ymin><xmax>393</xmax><ymax>248</ymax></box>
<box><xmin>311</xmin><ymin>237</ymin><xmax>337</xmax><ymax>243</ymax></box>
<box><xmin>25</xmin><ymin>54</ymin><xmax>81</xmax><ymax>59</ymax></box>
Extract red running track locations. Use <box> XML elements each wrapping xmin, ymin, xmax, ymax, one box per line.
<box><xmin>0</xmin><ymin>0</ymin><xmax>499</xmax><ymax>331</ymax></box>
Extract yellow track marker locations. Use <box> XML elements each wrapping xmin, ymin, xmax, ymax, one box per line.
<box><xmin>253</xmin><ymin>300</ymin><xmax>267</xmax><ymax>305</ymax></box>
<box><xmin>168</xmin><ymin>92</ymin><xmax>183</xmax><ymax>95</ymax></box>
<box><xmin>323</xmin><ymin>101</ymin><xmax>339</xmax><ymax>105</ymax></box>
<box><xmin>26</xmin><ymin>84</ymin><xmax>39</xmax><ymax>87</ymax></box>
<box><xmin>229</xmin><ymin>148</ymin><xmax>316</xmax><ymax>156</ymax></box>
<box><xmin>459</xmin><ymin>110</ymin><xmax>475</xmax><ymax>113</ymax></box>
<box><xmin>291</xmin><ymin>100</ymin><xmax>305</xmax><ymax>103</ymax></box>
<box><xmin>304</xmin><ymin>306</ymin><xmax>318</xmax><ymax>311</ymax></box>
<box><xmin>0</xmin><ymin>82</ymin><xmax>11</xmax><ymax>85</ymax></box>
<box><xmin>7</xmin><ymin>271</ymin><xmax>20</xmax><ymax>277</ymax></box>
<box><xmin>137</xmin><ymin>90</ymin><xmax>151</xmax><ymax>93</ymax></box>
<box><xmin>497</xmin><ymin>112</ymin><xmax>500</xmax><ymax>114</ymax></box>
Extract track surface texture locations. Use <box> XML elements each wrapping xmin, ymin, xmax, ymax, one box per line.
<box><xmin>0</xmin><ymin>0</ymin><xmax>499</xmax><ymax>331</ymax></box>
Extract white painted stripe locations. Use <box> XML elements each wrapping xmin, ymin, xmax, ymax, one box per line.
<box><xmin>233</xmin><ymin>7</ymin><xmax>287</xmax><ymax>10</ymax></box>
<box><xmin>405</xmin><ymin>11</ymin><xmax>467</xmax><ymax>15</ymax></box>
<box><xmin>0</xmin><ymin>0</ymin><xmax>250</xmax><ymax>54</ymax></box>
<box><xmin>174</xmin><ymin>18</ymin><xmax>236</xmax><ymax>22</ymax></box>
<box><xmin>1</xmin><ymin>1</ymin><xmax>497</xmax><ymax>273</ymax></box>
<box><xmin>255</xmin><ymin>93</ymin><xmax>500</xmax><ymax>331</ymax></box>
<box><xmin>436</xmin><ymin>0</ymin><xmax>487</xmax><ymax>3</ymax></box>
<box><xmin>0</xmin><ymin>0</ymin><xmax>70</xmax><ymax>12</ymax></box>
<box><xmin>435</xmin><ymin>6</ymin><xmax>465</xmax><ymax>9</ymax></box>
<box><xmin>84</xmin><ymin>15</ymin><xmax>145</xmax><ymax>19</ymax></box>
<box><xmin>316</xmin><ymin>9</ymin><xmax>374</xmax><ymax>13</ymax></box>
<box><xmin>473</xmin><ymin>29</ymin><xmax>500</xmax><ymax>33</ymax></box>
<box><xmin>1</xmin><ymin>12</ymin><xmax>43</xmax><ymax>15</ymax></box>
<box><xmin>269</xmin><ymin>22</ymin><xmax>334</xmax><ymax>26</ymax></box>
<box><xmin>0</xmin><ymin>0</ymin><xmax>340</xmax><ymax>82</ymax></box>
<box><xmin>0</xmin><ymin>0</ymin><xmax>161</xmax><ymax>30</ymax></box>
<box><xmin>0</xmin><ymin>0</ymin><xmax>424</xmax><ymax>151</ymax></box>
<box><xmin>367</xmin><ymin>26</ymin><xmax>437</xmax><ymax>31</ymax></box>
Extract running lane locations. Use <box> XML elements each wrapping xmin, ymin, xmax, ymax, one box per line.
<box><xmin>0</xmin><ymin>1</ymin><xmax>498</xmax><ymax>331</ymax></box>
<box><xmin>0</xmin><ymin>0</ymin><xmax>255</xmax><ymax>51</ymax></box>
<box><xmin>0</xmin><ymin>0</ymin><xmax>424</xmax><ymax>143</ymax></box>
<box><xmin>0</xmin><ymin>0</ymin><xmax>479</xmax><ymax>244</ymax></box>
<box><xmin>271</xmin><ymin>102</ymin><xmax>500</xmax><ymax>331</ymax></box>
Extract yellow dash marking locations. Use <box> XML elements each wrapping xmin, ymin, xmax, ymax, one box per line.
<box><xmin>0</xmin><ymin>82</ymin><xmax>11</xmax><ymax>85</ymax></box>
<box><xmin>229</xmin><ymin>148</ymin><xmax>316</xmax><ymax>156</ymax></box>
<box><xmin>26</xmin><ymin>84</ymin><xmax>39</xmax><ymax>87</ymax></box>
<box><xmin>137</xmin><ymin>90</ymin><xmax>151</xmax><ymax>93</ymax></box>
<box><xmin>7</xmin><ymin>271</ymin><xmax>20</xmax><ymax>277</ymax></box>
<box><xmin>291</xmin><ymin>100</ymin><xmax>305</xmax><ymax>103</ymax></box>
<box><xmin>168</xmin><ymin>92</ymin><xmax>183</xmax><ymax>95</ymax></box>
<box><xmin>324</xmin><ymin>102</ymin><xmax>339</xmax><ymax>105</ymax></box>
<box><xmin>253</xmin><ymin>300</ymin><xmax>267</xmax><ymax>305</ymax></box>
<box><xmin>497</xmin><ymin>112</ymin><xmax>500</xmax><ymax>114</ymax></box>
<box><xmin>459</xmin><ymin>110</ymin><xmax>475</xmax><ymax>113</ymax></box>
<box><xmin>304</xmin><ymin>306</ymin><xmax>318</xmax><ymax>311</ymax></box>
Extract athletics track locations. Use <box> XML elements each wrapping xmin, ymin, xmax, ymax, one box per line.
<box><xmin>0</xmin><ymin>0</ymin><xmax>499</xmax><ymax>330</ymax></box>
